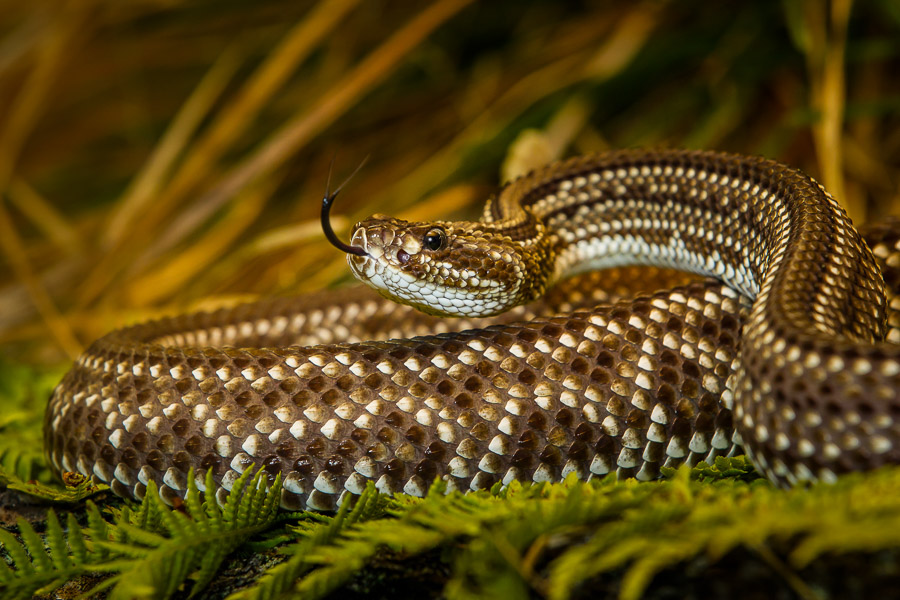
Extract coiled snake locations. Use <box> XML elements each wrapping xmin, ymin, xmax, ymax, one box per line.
<box><xmin>44</xmin><ymin>149</ymin><xmax>900</xmax><ymax>510</ymax></box>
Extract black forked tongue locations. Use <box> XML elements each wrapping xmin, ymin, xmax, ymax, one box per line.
<box><xmin>321</xmin><ymin>155</ymin><xmax>369</xmax><ymax>257</ymax></box>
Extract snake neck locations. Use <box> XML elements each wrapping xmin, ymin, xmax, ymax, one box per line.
<box><xmin>469</xmin><ymin>206</ymin><xmax>558</xmax><ymax>308</ymax></box>
<box><xmin>491</xmin><ymin>150</ymin><xmax>886</xmax><ymax>346</ymax></box>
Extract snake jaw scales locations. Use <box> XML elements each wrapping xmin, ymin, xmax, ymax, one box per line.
<box><xmin>45</xmin><ymin>149</ymin><xmax>900</xmax><ymax>510</ymax></box>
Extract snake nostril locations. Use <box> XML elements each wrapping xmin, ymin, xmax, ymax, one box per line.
<box><xmin>397</xmin><ymin>249</ymin><xmax>410</xmax><ymax>264</ymax></box>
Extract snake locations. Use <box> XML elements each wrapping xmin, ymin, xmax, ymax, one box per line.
<box><xmin>44</xmin><ymin>149</ymin><xmax>900</xmax><ymax>510</ymax></box>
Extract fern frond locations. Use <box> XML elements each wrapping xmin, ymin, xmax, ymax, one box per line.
<box><xmin>204</xmin><ymin>469</ymin><xmax>224</xmax><ymax>522</ymax></box>
<box><xmin>19</xmin><ymin>517</ymin><xmax>54</xmax><ymax>574</ymax></box>
<box><xmin>0</xmin><ymin>510</ymin><xmax>111</xmax><ymax>600</ymax></box>
<box><xmin>65</xmin><ymin>512</ymin><xmax>89</xmax><ymax>563</ymax></box>
<box><xmin>0</xmin><ymin>465</ymin><xmax>109</xmax><ymax>503</ymax></box>
<box><xmin>96</xmin><ymin>466</ymin><xmax>284</xmax><ymax>600</ymax></box>
<box><xmin>44</xmin><ymin>511</ymin><xmax>72</xmax><ymax>572</ymax></box>
<box><xmin>0</xmin><ymin>525</ymin><xmax>33</xmax><ymax>577</ymax></box>
<box><xmin>0</xmin><ymin>552</ymin><xmax>15</xmax><ymax>581</ymax></box>
<box><xmin>129</xmin><ymin>479</ymin><xmax>168</xmax><ymax>535</ymax></box>
<box><xmin>1</xmin><ymin>465</ymin><xmax>286</xmax><ymax>600</ymax></box>
<box><xmin>6</xmin><ymin>455</ymin><xmax>900</xmax><ymax>599</ymax></box>
<box><xmin>222</xmin><ymin>464</ymin><xmax>900</xmax><ymax>599</ymax></box>
<box><xmin>84</xmin><ymin>500</ymin><xmax>112</xmax><ymax>561</ymax></box>
<box><xmin>230</xmin><ymin>482</ymin><xmax>386</xmax><ymax>600</ymax></box>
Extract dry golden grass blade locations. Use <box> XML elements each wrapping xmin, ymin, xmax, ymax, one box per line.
<box><xmin>75</xmin><ymin>46</ymin><xmax>243</xmax><ymax>308</ymax></box>
<box><xmin>305</xmin><ymin>4</ymin><xmax>659</xmax><ymax>291</ymax></box>
<box><xmin>244</xmin><ymin>218</ymin><xmax>350</xmax><ymax>258</ymax></box>
<box><xmin>103</xmin><ymin>45</ymin><xmax>243</xmax><ymax>248</ymax></box>
<box><xmin>583</xmin><ymin>4</ymin><xmax>662</xmax><ymax>78</ymax></box>
<box><xmin>0</xmin><ymin>202</ymin><xmax>81</xmax><ymax>358</ymax></box>
<box><xmin>124</xmin><ymin>177</ymin><xmax>275</xmax><ymax>306</ymax></box>
<box><xmin>397</xmin><ymin>184</ymin><xmax>484</xmax><ymax>222</ymax></box>
<box><xmin>845</xmin><ymin>58</ymin><xmax>896</xmax><ymax>217</ymax></box>
<box><xmin>0</xmin><ymin>8</ymin><xmax>47</xmax><ymax>76</ymax></box>
<box><xmin>0</xmin><ymin>257</ymin><xmax>86</xmax><ymax>342</ymax></box>
<box><xmin>358</xmin><ymin>4</ymin><xmax>659</xmax><ymax>219</ymax></box>
<box><xmin>149</xmin><ymin>0</ymin><xmax>362</xmax><ymax>230</ymax></box>
<box><xmin>803</xmin><ymin>0</ymin><xmax>855</xmax><ymax>220</ymax></box>
<box><xmin>821</xmin><ymin>0</ymin><xmax>853</xmax><ymax>215</ymax></box>
<box><xmin>0</xmin><ymin>2</ymin><xmax>92</xmax><ymax>359</ymax></box>
<box><xmin>131</xmin><ymin>0</ymin><xmax>477</xmax><ymax>274</ymax></box>
<box><xmin>377</xmin><ymin>58</ymin><xmax>584</xmax><ymax>213</ymax></box>
<box><xmin>502</xmin><ymin>95</ymin><xmax>592</xmax><ymax>182</ymax></box>
<box><xmin>7</xmin><ymin>177</ymin><xmax>82</xmax><ymax>254</ymax></box>
<box><xmin>0</xmin><ymin>1</ymin><xmax>89</xmax><ymax>193</ymax></box>
<box><xmin>85</xmin><ymin>0</ymin><xmax>364</xmax><ymax>308</ymax></box>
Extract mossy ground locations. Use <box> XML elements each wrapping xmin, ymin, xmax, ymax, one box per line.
<box><xmin>4</xmin><ymin>442</ymin><xmax>900</xmax><ymax>599</ymax></box>
<box><xmin>0</xmin><ymin>363</ymin><xmax>898</xmax><ymax>599</ymax></box>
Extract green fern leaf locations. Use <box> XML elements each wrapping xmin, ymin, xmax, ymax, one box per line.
<box><xmin>203</xmin><ymin>469</ymin><xmax>224</xmax><ymax>522</ymax></box>
<box><xmin>17</xmin><ymin>517</ymin><xmax>54</xmax><ymax>573</ymax></box>
<box><xmin>65</xmin><ymin>512</ymin><xmax>89</xmax><ymax>563</ymax></box>
<box><xmin>0</xmin><ymin>508</ymin><xmax>116</xmax><ymax>600</ymax></box>
<box><xmin>0</xmin><ymin>552</ymin><xmax>15</xmax><ymax>582</ymax></box>
<box><xmin>0</xmin><ymin>466</ymin><xmax>109</xmax><ymax>503</ymax></box>
<box><xmin>230</xmin><ymin>482</ymin><xmax>385</xmax><ymax>600</ymax></box>
<box><xmin>130</xmin><ymin>482</ymin><xmax>168</xmax><ymax>534</ymax></box>
<box><xmin>0</xmin><ymin>526</ymin><xmax>33</xmax><ymax>576</ymax></box>
<box><xmin>85</xmin><ymin>500</ymin><xmax>112</xmax><ymax>560</ymax></box>
<box><xmin>44</xmin><ymin>510</ymin><xmax>72</xmax><ymax>572</ymax></box>
<box><xmin>91</xmin><ymin>466</ymin><xmax>283</xmax><ymax>600</ymax></box>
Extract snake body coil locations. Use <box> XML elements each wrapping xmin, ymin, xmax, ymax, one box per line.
<box><xmin>45</xmin><ymin>150</ymin><xmax>900</xmax><ymax>510</ymax></box>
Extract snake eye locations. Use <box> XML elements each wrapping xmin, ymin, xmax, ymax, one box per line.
<box><xmin>423</xmin><ymin>228</ymin><xmax>446</xmax><ymax>251</ymax></box>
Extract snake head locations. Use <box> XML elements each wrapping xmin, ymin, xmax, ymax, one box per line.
<box><xmin>344</xmin><ymin>214</ymin><xmax>552</xmax><ymax>317</ymax></box>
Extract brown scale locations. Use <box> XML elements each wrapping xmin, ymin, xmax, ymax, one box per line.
<box><xmin>44</xmin><ymin>151</ymin><xmax>900</xmax><ymax>511</ymax></box>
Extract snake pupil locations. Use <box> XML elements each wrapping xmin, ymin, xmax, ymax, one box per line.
<box><xmin>423</xmin><ymin>229</ymin><xmax>445</xmax><ymax>251</ymax></box>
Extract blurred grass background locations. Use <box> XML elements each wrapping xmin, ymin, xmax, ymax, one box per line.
<box><xmin>0</xmin><ymin>0</ymin><xmax>898</xmax><ymax>365</ymax></box>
